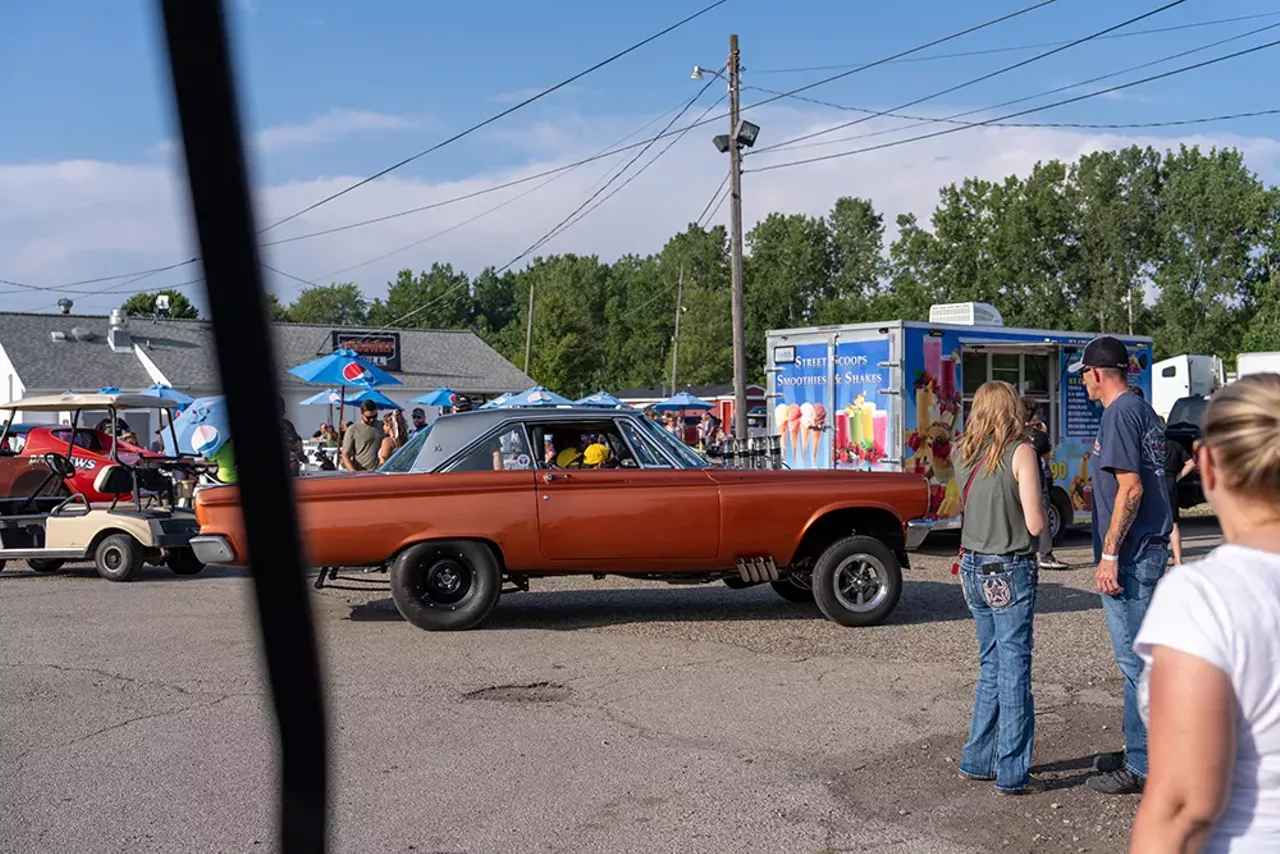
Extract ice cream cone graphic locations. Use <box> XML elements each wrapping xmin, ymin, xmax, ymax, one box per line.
<box><xmin>787</xmin><ymin>404</ymin><xmax>802</xmax><ymax>463</ymax></box>
<box><xmin>811</xmin><ymin>403</ymin><xmax>827</xmax><ymax>467</ymax></box>
<box><xmin>774</xmin><ymin>403</ymin><xmax>790</xmax><ymax>456</ymax></box>
<box><xmin>799</xmin><ymin>402</ymin><xmax>815</xmax><ymax>462</ymax></box>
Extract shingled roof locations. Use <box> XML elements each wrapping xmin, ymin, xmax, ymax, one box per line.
<box><xmin>0</xmin><ymin>312</ymin><xmax>534</xmax><ymax>395</ymax></box>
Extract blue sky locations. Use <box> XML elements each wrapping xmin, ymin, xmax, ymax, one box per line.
<box><xmin>3</xmin><ymin>0</ymin><xmax>1279</xmax><ymax>314</ymax></box>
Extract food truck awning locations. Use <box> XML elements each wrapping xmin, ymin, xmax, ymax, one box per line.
<box><xmin>957</xmin><ymin>337</ymin><xmax>1074</xmax><ymax>354</ymax></box>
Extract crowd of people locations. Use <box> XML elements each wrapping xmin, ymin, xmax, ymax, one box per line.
<box><xmin>954</xmin><ymin>335</ymin><xmax>1280</xmax><ymax>851</ymax></box>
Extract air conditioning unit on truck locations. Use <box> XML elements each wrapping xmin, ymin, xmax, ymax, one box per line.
<box><xmin>766</xmin><ymin>303</ymin><xmax>1154</xmax><ymax>546</ymax></box>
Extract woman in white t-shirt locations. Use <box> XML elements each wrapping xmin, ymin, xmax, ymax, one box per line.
<box><xmin>1131</xmin><ymin>373</ymin><xmax>1280</xmax><ymax>852</ymax></box>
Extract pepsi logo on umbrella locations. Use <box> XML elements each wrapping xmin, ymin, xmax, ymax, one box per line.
<box><xmin>342</xmin><ymin>362</ymin><xmax>372</xmax><ymax>384</ymax></box>
<box><xmin>192</xmin><ymin>424</ymin><xmax>221</xmax><ymax>456</ymax></box>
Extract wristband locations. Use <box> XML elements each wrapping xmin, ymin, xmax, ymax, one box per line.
<box><xmin>1101</xmin><ymin>553</ymin><xmax>1119</xmax><ymax>563</ymax></box>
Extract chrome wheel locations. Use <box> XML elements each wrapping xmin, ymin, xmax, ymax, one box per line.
<box><xmin>832</xmin><ymin>555</ymin><xmax>889</xmax><ymax>613</ymax></box>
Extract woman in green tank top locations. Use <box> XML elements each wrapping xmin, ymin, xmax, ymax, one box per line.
<box><xmin>952</xmin><ymin>381</ymin><xmax>1047</xmax><ymax>795</ymax></box>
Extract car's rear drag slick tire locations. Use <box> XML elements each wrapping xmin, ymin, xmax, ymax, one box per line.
<box><xmin>812</xmin><ymin>535</ymin><xmax>902</xmax><ymax>627</ymax></box>
<box><xmin>95</xmin><ymin>534</ymin><xmax>144</xmax><ymax>582</ymax></box>
<box><xmin>390</xmin><ymin>541</ymin><xmax>501</xmax><ymax>631</ymax></box>
<box><xmin>770</xmin><ymin>574</ymin><xmax>814</xmax><ymax>603</ymax></box>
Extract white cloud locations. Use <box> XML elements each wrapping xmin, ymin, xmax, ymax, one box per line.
<box><xmin>149</xmin><ymin>109</ymin><xmax>417</xmax><ymax>157</ymax></box>
<box><xmin>4</xmin><ymin>105</ymin><xmax>1279</xmax><ymax>315</ymax></box>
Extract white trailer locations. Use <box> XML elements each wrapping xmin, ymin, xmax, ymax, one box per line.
<box><xmin>1152</xmin><ymin>355</ymin><xmax>1224</xmax><ymax>420</ymax></box>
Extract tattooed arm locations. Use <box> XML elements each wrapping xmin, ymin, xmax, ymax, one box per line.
<box><xmin>1104</xmin><ymin>471</ymin><xmax>1144</xmax><ymax>555</ymax></box>
<box><xmin>1097</xmin><ymin>471</ymin><xmax>1142</xmax><ymax>595</ymax></box>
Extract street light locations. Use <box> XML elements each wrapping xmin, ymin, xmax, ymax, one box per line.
<box><xmin>694</xmin><ymin>36</ymin><xmax>759</xmax><ymax>442</ymax></box>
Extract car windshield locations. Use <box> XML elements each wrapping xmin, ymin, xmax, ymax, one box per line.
<box><xmin>1167</xmin><ymin>396</ymin><xmax>1208</xmax><ymax>429</ymax></box>
<box><xmin>637</xmin><ymin>415</ymin><xmax>709</xmax><ymax>469</ymax></box>
<box><xmin>379</xmin><ymin>424</ymin><xmax>433</xmax><ymax>473</ymax></box>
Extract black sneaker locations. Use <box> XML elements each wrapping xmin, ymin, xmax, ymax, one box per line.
<box><xmin>997</xmin><ymin>777</ymin><xmax>1047</xmax><ymax>796</ymax></box>
<box><xmin>1039</xmin><ymin>555</ymin><xmax>1070</xmax><ymax>570</ymax></box>
<box><xmin>1093</xmin><ymin>751</ymin><xmax>1125</xmax><ymax>774</ymax></box>
<box><xmin>1087</xmin><ymin>768</ymin><xmax>1144</xmax><ymax>795</ymax></box>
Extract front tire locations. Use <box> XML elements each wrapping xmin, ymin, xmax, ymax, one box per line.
<box><xmin>95</xmin><ymin>534</ymin><xmax>144</xmax><ymax>582</ymax></box>
<box><xmin>390</xmin><ymin>541</ymin><xmax>501</xmax><ymax>631</ymax></box>
<box><xmin>812</xmin><ymin>535</ymin><xmax>902</xmax><ymax>627</ymax></box>
<box><xmin>1049</xmin><ymin>487</ymin><xmax>1073</xmax><ymax>546</ymax></box>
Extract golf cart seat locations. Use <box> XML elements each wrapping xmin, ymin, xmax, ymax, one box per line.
<box><xmin>94</xmin><ymin>464</ymin><xmax>135</xmax><ymax>497</ymax></box>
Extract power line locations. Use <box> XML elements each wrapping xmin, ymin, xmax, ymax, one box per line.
<box><xmin>312</xmin><ymin>87</ymin><xmax>731</xmax><ymax>284</ymax></box>
<box><xmin>7</xmin><ymin>0</ymin><xmax>1057</xmax><ymax>300</ymax></box>
<box><xmin>752</xmin><ymin>0</ymin><xmax>1191</xmax><ymax>156</ymax></box>
<box><xmin>747</xmin><ymin>37</ymin><xmax>1280</xmax><ymax>174</ymax></box>
<box><xmin>746</xmin><ymin>18</ymin><xmax>1280</xmax><ymax>155</ymax></box>
<box><xmin>753</xmin><ymin>10</ymin><xmax>1280</xmax><ymax>73</ymax></box>
<box><xmin>256</xmin><ymin>0</ymin><xmax>729</xmax><ymax>235</ymax></box>
<box><xmin>697</xmin><ymin>174</ymin><xmax>730</xmax><ymax>227</ymax></box>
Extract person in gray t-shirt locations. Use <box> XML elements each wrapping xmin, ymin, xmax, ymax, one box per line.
<box><xmin>1069</xmin><ymin>336</ymin><xmax>1172</xmax><ymax>795</ymax></box>
<box><xmin>342</xmin><ymin>401</ymin><xmax>386</xmax><ymax>472</ymax></box>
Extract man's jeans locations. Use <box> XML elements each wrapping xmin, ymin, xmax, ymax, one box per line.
<box><xmin>1099</xmin><ymin>541</ymin><xmax>1168</xmax><ymax>779</ymax></box>
<box><xmin>957</xmin><ymin>552</ymin><xmax>1039</xmax><ymax>792</ymax></box>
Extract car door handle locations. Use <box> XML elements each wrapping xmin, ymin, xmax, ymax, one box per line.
<box><xmin>543</xmin><ymin>472</ymin><xmax>568</xmax><ymax>483</ymax></box>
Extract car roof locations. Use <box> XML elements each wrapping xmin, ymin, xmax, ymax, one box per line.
<box><xmin>416</xmin><ymin>406</ymin><xmax>651</xmax><ymax>472</ymax></box>
<box><xmin>1</xmin><ymin>392</ymin><xmax>182</xmax><ymax>412</ymax></box>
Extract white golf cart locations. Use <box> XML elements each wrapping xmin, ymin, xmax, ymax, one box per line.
<box><xmin>0</xmin><ymin>392</ymin><xmax>213</xmax><ymax>581</ymax></box>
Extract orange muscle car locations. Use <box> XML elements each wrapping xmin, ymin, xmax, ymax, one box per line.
<box><xmin>192</xmin><ymin>407</ymin><xmax>932</xmax><ymax>631</ymax></box>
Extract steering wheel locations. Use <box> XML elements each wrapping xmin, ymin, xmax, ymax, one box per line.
<box><xmin>42</xmin><ymin>452</ymin><xmax>76</xmax><ymax>480</ymax></box>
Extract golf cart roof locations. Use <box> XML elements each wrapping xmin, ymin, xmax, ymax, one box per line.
<box><xmin>1</xmin><ymin>393</ymin><xmax>184</xmax><ymax>413</ymax></box>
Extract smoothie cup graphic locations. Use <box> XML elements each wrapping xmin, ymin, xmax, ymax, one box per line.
<box><xmin>915</xmin><ymin>387</ymin><xmax>934</xmax><ymax>434</ymax></box>
<box><xmin>924</xmin><ymin>336</ymin><xmax>942</xmax><ymax>385</ymax></box>
<box><xmin>850</xmin><ymin>406</ymin><xmax>864</xmax><ymax>447</ymax></box>
<box><xmin>859</xmin><ymin>402</ymin><xmax>874</xmax><ymax>447</ymax></box>
<box><xmin>872</xmin><ymin>411</ymin><xmax>887</xmax><ymax>456</ymax></box>
<box><xmin>939</xmin><ymin>355</ymin><xmax>956</xmax><ymax>399</ymax></box>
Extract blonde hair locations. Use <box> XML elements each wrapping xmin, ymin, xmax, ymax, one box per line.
<box><xmin>383</xmin><ymin>410</ymin><xmax>409</xmax><ymax>450</ymax></box>
<box><xmin>956</xmin><ymin>380</ymin><xmax>1025</xmax><ymax>477</ymax></box>
<box><xmin>1202</xmin><ymin>373</ymin><xmax>1280</xmax><ymax>500</ymax></box>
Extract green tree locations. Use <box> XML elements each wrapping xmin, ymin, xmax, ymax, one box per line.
<box><xmin>744</xmin><ymin>213</ymin><xmax>836</xmax><ymax>372</ymax></box>
<box><xmin>472</xmin><ymin>266</ymin><xmax>519</xmax><ymax>336</ymax></box>
<box><xmin>1240</xmin><ymin>193</ymin><xmax>1280</xmax><ymax>355</ymax></box>
<box><xmin>367</xmin><ymin>264</ymin><xmax>472</xmax><ymax>329</ymax></box>
<box><xmin>819</xmin><ymin>196</ymin><xmax>888</xmax><ymax>323</ymax></box>
<box><xmin>286</xmin><ymin>282</ymin><xmax>368</xmax><ymax>325</ymax></box>
<box><xmin>120</xmin><ymin>289</ymin><xmax>199</xmax><ymax>319</ymax></box>
<box><xmin>1150</xmin><ymin>145</ymin><xmax>1271</xmax><ymax>359</ymax></box>
<box><xmin>264</xmin><ymin>292</ymin><xmax>292</xmax><ymax>322</ymax></box>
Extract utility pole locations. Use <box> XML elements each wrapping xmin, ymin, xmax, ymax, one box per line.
<box><xmin>727</xmin><ymin>33</ymin><xmax>748</xmax><ymax>441</ymax></box>
<box><xmin>671</xmin><ymin>262</ymin><xmax>685</xmax><ymax>393</ymax></box>
<box><xmin>523</xmin><ymin>280</ymin><xmax>535</xmax><ymax>376</ymax></box>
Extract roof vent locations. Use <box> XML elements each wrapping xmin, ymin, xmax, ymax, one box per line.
<box><xmin>70</xmin><ymin>326</ymin><xmax>95</xmax><ymax>341</ymax></box>
<box><xmin>49</xmin><ymin>331</ymin><xmax>67</xmax><ymax>342</ymax></box>
<box><xmin>109</xmin><ymin>308</ymin><xmax>129</xmax><ymax>329</ymax></box>
<box><xmin>928</xmin><ymin>302</ymin><xmax>1004</xmax><ymax>327</ymax></box>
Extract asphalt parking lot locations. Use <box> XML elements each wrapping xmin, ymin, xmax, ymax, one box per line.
<box><xmin>1</xmin><ymin>516</ymin><xmax>1223</xmax><ymax>853</ymax></box>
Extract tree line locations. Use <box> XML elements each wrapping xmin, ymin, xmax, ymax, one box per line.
<box><xmin>124</xmin><ymin>143</ymin><xmax>1280</xmax><ymax>398</ymax></box>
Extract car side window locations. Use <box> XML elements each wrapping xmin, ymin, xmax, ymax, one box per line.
<box><xmin>445</xmin><ymin>426</ymin><xmax>533</xmax><ymax>472</ymax></box>
<box><xmin>618</xmin><ymin>420</ymin><xmax>669</xmax><ymax>468</ymax></box>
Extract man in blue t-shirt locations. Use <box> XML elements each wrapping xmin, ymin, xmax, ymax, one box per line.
<box><xmin>1069</xmin><ymin>336</ymin><xmax>1172</xmax><ymax>796</ymax></box>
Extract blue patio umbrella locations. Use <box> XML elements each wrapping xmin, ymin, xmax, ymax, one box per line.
<box><xmin>300</xmin><ymin>388</ymin><xmax>346</xmax><ymax>406</ymax></box>
<box><xmin>342</xmin><ymin>387</ymin><xmax>402</xmax><ymax>410</ymax></box>
<box><xmin>479</xmin><ymin>392</ymin><xmax>512</xmax><ymax>410</ymax></box>
<box><xmin>171</xmin><ymin>396</ymin><xmax>231</xmax><ymax>457</ymax></box>
<box><xmin>575</xmin><ymin>391</ymin><xmax>630</xmax><ymax>409</ymax></box>
<box><xmin>504</xmin><ymin>386</ymin><xmax>573</xmax><ymax>408</ymax></box>
<box><xmin>408</xmin><ymin>387</ymin><xmax>457</xmax><ymax>407</ymax></box>
<box><xmin>99</xmin><ymin>386</ymin><xmax>122</xmax><ymax>394</ymax></box>
<box><xmin>287</xmin><ymin>348</ymin><xmax>402</xmax><ymax>388</ymax></box>
<box><xmin>651</xmin><ymin>391</ymin><xmax>713</xmax><ymax>412</ymax></box>
<box><xmin>135</xmin><ymin>383</ymin><xmax>195</xmax><ymax>406</ymax></box>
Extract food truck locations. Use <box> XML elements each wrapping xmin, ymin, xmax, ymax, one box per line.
<box><xmin>765</xmin><ymin>303</ymin><xmax>1154</xmax><ymax>543</ymax></box>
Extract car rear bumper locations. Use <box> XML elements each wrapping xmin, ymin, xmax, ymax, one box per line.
<box><xmin>905</xmin><ymin>519</ymin><xmax>932</xmax><ymax>551</ymax></box>
<box><xmin>190</xmin><ymin>534</ymin><xmax>236</xmax><ymax>564</ymax></box>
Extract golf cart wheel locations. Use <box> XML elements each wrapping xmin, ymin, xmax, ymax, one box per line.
<box><xmin>95</xmin><ymin>534</ymin><xmax>144</xmax><ymax>582</ymax></box>
<box><xmin>390</xmin><ymin>540</ymin><xmax>501</xmax><ymax>631</ymax></box>
<box><xmin>166</xmin><ymin>550</ymin><xmax>205</xmax><ymax>576</ymax></box>
<box><xmin>1049</xmin><ymin>488</ymin><xmax>1073</xmax><ymax>546</ymax></box>
<box><xmin>812</xmin><ymin>535</ymin><xmax>902</xmax><ymax>627</ymax></box>
<box><xmin>771</xmin><ymin>572</ymin><xmax>815</xmax><ymax>603</ymax></box>
<box><xmin>27</xmin><ymin>559</ymin><xmax>64</xmax><ymax>573</ymax></box>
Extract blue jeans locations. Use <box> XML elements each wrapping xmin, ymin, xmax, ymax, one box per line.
<box><xmin>1100</xmin><ymin>541</ymin><xmax>1169</xmax><ymax>779</ymax></box>
<box><xmin>957</xmin><ymin>552</ymin><xmax>1039</xmax><ymax>792</ymax></box>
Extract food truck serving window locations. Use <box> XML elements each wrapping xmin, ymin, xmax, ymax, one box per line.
<box><xmin>960</xmin><ymin>345</ymin><xmax>1057</xmax><ymax>433</ymax></box>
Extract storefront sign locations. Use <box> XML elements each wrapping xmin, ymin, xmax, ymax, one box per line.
<box><xmin>332</xmin><ymin>331</ymin><xmax>401</xmax><ymax>371</ymax></box>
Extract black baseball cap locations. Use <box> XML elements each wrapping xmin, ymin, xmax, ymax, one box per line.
<box><xmin>1067</xmin><ymin>336</ymin><xmax>1129</xmax><ymax>373</ymax></box>
<box><xmin>451</xmin><ymin>394</ymin><xmax>473</xmax><ymax>412</ymax></box>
